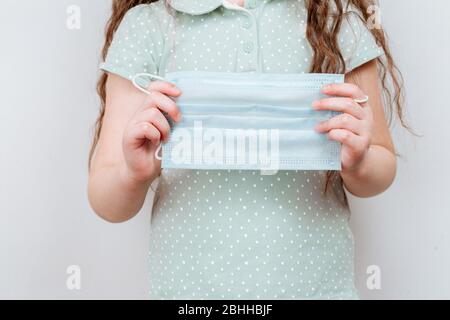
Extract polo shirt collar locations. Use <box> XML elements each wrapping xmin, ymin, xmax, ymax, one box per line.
<box><xmin>168</xmin><ymin>0</ymin><xmax>269</xmax><ymax>16</ymax></box>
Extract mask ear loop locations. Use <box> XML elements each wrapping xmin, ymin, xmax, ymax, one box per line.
<box><xmin>131</xmin><ymin>73</ymin><xmax>175</xmax><ymax>161</ymax></box>
<box><xmin>154</xmin><ymin>144</ymin><xmax>163</xmax><ymax>161</ymax></box>
<box><xmin>132</xmin><ymin>73</ymin><xmax>176</xmax><ymax>94</ymax></box>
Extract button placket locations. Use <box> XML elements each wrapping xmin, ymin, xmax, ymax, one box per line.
<box><xmin>223</xmin><ymin>0</ymin><xmax>260</xmax><ymax>72</ymax></box>
<box><xmin>240</xmin><ymin>11</ymin><xmax>259</xmax><ymax>71</ymax></box>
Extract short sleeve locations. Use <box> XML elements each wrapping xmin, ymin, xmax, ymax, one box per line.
<box><xmin>100</xmin><ymin>4</ymin><xmax>163</xmax><ymax>84</ymax></box>
<box><xmin>339</xmin><ymin>11</ymin><xmax>385</xmax><ymax>73</ymax></box>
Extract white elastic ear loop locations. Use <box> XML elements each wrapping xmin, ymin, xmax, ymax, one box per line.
<box><xmin>154</xmin><ymin>144</ymin><xmax>163</xmax><ymax>161</ymax></box>
<box><xmin>131</xmin><ymin>73</ymin><xmax>174</xmax><ymax>161</ymax></box>
<box><xmin>132</xmin><ymin>73</ymin><xmax>174</xmax><ymax>95</ymax></box>
<box><xmin>354</xmin><ymin>95</ymin><xmax>369</xmax><ymax>105</ymax></box>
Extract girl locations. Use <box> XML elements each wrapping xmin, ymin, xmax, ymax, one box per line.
<box><xmin>88</xmin><ymin>0</ymin><xmax>405</xmax><ymax>299</ymax></box>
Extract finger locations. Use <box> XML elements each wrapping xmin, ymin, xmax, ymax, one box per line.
<box><xmin>148</xmin><ymin>80</ymin><xmax>182</xmax><ymax>98</ymax></box>
<box><xmin>139</xmin><ymin>123</ymin><xmax>162</xmax><ymax>146</ymax></box>
<box><xmin>313</xmin><ymin>97</ymin><xmax>364</xmax><ymax>119</ymax></box>
<box><xmin>315</xmin><ymin>114</ymin><xmax>366</xmax><ymax>136</ymax></box>
<box><xmin>327</xmin><ymin>129</ymin><xmax>366</xmax><ymax>152</ymax></box>
<box><xmin>127</xmin><ymin>123</ymin><xmax>161</xmax><ymax>149</ymax></box>
<box><xmin>321</xmin><ymin>82</ymin><xmax>367</xmax><ymax>101</ymax></box>
<box><xmin>136</xmin><ymin>108</ymin><xmax>171</xmax><ymax>142</ymax></box>
<box><xmin>142</xmin><ymin>91</ymin><xmax>182</xmax><ymax>123</ymax></box>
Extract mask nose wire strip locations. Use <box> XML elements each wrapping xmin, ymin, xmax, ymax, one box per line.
<box><xmin>131</xmin><ymin>73</ymin><xmax>173</xmax><ymax>161</ymax></box>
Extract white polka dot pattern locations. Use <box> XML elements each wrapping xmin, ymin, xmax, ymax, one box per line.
<box><xmin>150</xmin><ymin>169</ymin><xmax>357</xmax><ymax>299</ymax></box>
<box><xmin>100</xmin><ymin>0</ymin><xmax>384</xmax><ymax>300</ymax></box>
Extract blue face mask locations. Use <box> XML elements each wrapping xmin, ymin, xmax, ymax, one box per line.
<box><xmin>133</xmin><ymin>71</ymin><xmax>343</xmax><ymax>172</ymax></box>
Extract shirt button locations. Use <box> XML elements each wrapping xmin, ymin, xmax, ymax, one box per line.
<box><xmin>243</xmin><ymin>42</ymin><xmax>254</xmax><ymax>54</ymax></box>
<box><xmin>242</xmin><ymin>19</ymin><xmax>252</xmax><ymax>29</ymax></box>
<box><xmin>246</xmin><ymin>0</ymin><xmax>257</xmax><ymax>9</ymax></box>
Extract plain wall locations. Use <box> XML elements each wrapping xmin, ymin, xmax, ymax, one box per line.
<box><xmin>0</xmin><ymin>0</ymin><xmax>449</xmax><ymax>299</ymax></box>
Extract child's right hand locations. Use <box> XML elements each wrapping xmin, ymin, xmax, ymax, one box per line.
<box><xmin>122</xmin><ymin>81</ymin><xmax>182</xmax><ymax>183</ymax></box>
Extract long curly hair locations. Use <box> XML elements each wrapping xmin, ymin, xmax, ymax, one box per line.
<box><xmin>90</xmin><ymin>0</ymin><xmax>406</xmax><ymax>207</ymax></box>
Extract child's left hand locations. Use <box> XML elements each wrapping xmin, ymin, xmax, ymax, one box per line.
<box><xmin>313</xmin><ymin>83</ymin><xmax>374</xmax><ymax>173</ymax></box>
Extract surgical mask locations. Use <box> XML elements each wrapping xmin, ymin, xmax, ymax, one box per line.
<box><xmin>132</xmin><ymin>71</ymin><xmax>343</xmax><ymax>172</ymax></box>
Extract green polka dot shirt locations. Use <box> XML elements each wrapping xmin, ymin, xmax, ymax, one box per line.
<box><xmin>100</xmin><ymin>0</ymin><xmax>384</xmax><ymax>300</ymax></box>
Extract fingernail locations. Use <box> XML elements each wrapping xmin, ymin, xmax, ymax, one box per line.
<box><xmin>312</xmin><ymin>101</ymin><xmax>320</xmax><ymax>108</ymax></box>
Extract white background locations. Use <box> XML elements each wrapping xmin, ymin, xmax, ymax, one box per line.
<box><xmin>1</xmin><ymin>0</ymin><xmax>449</xmax><ymax>299</ymax></box>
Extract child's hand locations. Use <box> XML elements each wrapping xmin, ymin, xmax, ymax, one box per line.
<box><xmin>122</xmin><ymin>81</ymin><xmax>182</xmax><ymax>183</ymax></box>
<box><xmin>313</xmin><ymin>83</ymin><xmax>374</xmax><ymax>173</ymax></box>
